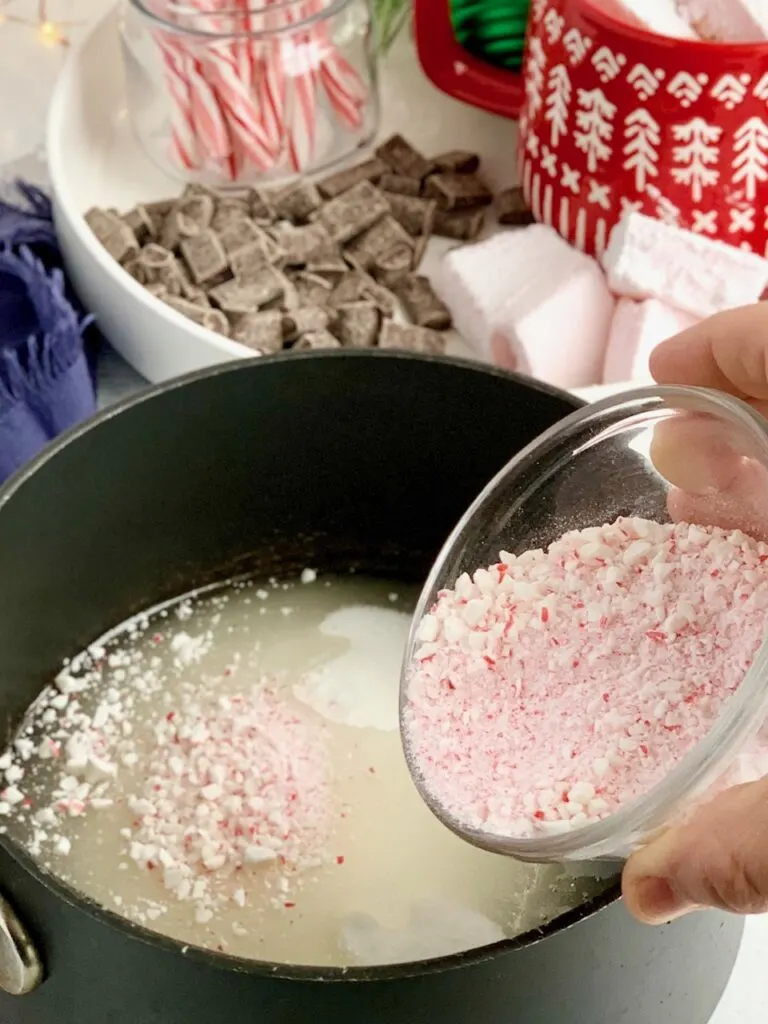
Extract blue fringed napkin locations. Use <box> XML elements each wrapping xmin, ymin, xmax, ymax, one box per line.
<box><xmin>0</xmin><ymin>182</ymin><xmax>96</xmax><ymax>484</ymax></box>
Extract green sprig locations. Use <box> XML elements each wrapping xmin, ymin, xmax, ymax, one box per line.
<box><xmin>371</xmin><ymin>0</ymin><xmax>411</xmax><ymax>55</ymax></box>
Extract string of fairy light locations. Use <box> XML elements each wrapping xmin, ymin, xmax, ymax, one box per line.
<box><xmin>0</xmin><ymin>0</ymin><xmax>76</xmax><ymax>46</ymax></box>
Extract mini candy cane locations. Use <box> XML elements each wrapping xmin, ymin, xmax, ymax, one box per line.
<box><xmin>275</xmin><ymin>1</ymin><xmax>319</xmax><ymax>173</ymax></box>
<box><xmin>146</xmin><ymin>0</ymin><xmax>371</xmax><ymax>181</ymax></box>
<box><xmin>186</xmin><ymin>54</ymin><xmax>236</xmax><ymax>173</ymax></box>
<box><xmin>154</xmin><ymin>32</ymin><xmax>202</xmax><ymax>170</ymax></box>
<box><xmin>305</xmin><ymin>0</ymin><xmax>367</xmax><ymax>133</ymax></box>
<box><xmin>192</xmin><ymin>0</ymin><xmax>279</xmax><ymax>171</ymax></box>
<box><xmin>239</xmin><ymin>0</ymin><xmax>287</xmax><ymax>164</ymax></box>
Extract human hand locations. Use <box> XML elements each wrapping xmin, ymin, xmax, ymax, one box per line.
<box><xmin>622</xmin><ymin>302</ymin><xmax>768</xmax><ymax>923</ymax></box>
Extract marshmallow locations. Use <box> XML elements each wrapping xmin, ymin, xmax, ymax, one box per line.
<box><xmin>603</xmin><ymin>0</ymin><xmax>699</xmax><ymax>37</ymax></box>
<box><xmin>602</xmin><ymin>212</ymin><xmax>768</xmax><ymax>319</ymax></box>
<box><xmin>677</xmin><ymin>0</ymin><xmax>768</xmax><ymax>41</ymax></box>
<box><xmin>436</xmin><ymin>225</ymin><xmax>614</xmax><ymax>389</ymax></box>
<box><xmin>602</xmin><ymin>299</ymin><xmax>698</xmax><ymax>384</ymax></box>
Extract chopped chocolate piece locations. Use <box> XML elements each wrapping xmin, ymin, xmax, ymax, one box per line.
<box><xmin>179</xmin><ymin>229</ymin><xmax>229</xmax><ymax>285</ymax></box>
<box><xmin>182</xmin><ymin>281</ymin><xmax>211</xmax><ymax>306</ymax></box>
<box><xmin>229</xmin><ymin>242</ymin><xmax>270</xmax><ymax>279</ymax></box>
<box><xmin>143</xmin><ymin>199</ymin><xmax>174</xmax><ymax>237</ymax></box>
<box><xmin>218</xmin><ymin>218</ymin><xmax>265</xmax><ymax>257</ymax></box>
<box><xmin>411</xmin><ymin>234</ymin><xmax>429</xmax><ymax>269</ymax></box>
<box><xmin>124</xmin><ymin>244</ymin><xmax>178</xmax><ymax>292</ymax></box>
<box><xmin>293</xmin><ymin>329</ymin><xmax>342</xmax><ymax>350</ymax></box>
<box><xmin>212</xmin><ymin>200</ymin><xmax>251</xmax><ymax>232</ymax></box>
<box><xmin>497</xmin><ymin>186</ymin><xmax>535</xmax><ymax>227</ymax></box>
<box><xmin>163</xmin><ymin>295</ymin><xmax>208</xmax><ymax>319</ymax></box>
<box><xmin>330</xmin><ymin>271</ymin><xmax>397</xmax><ymax>318</ymax></box>
<box><xmin>202</xmin><ymin>308</ymin><xmax>231</xmax><ymax>337</ymax></box>
<box><xmin>249</xmin><ymin>189</ymin><xmax>276</xmax><ymax>223</ymax></box>
<box><xmin>432</xmin><ymin>207</ymin><xmax>485</xmax><ymax>241</ymax></box>
<box><xmin>85</xmin><ymin>208</ymin><xmax>139</xmax><ymax>265</ymax></box>
<box><xmin>290</xmin><ymin>271</ymin><xmax>334</xmax><ymax>307</ymax></box>
<box><xmin>122</xmin><ymin>205</ymin><xmax>154</xmax><ymax>245</ymax></box>
<box><xmin>230</xmin><ymin>311</ymin><xmax>284</xmax><ymax>352</ymax></box>
<box><xmin>371</xmin><ymin>243</ymin><xmax>413</xmax><ymax>289</ymax></box>
<box><xmin>305</xmin><ymin>251</ymin><xmax>349</xmax><ymax>278</ymax></box>
<box><xmin>329</xmin><ymin>271</ymin><xmax>366</xmax><ymax>305</ymax></box>
<box><xmin>345</xmin><ymin>214</ymin><xmax>414</xmax><ymax>270</ymax></box>
<box><xmin>361</xmin><ymin>279</ymin><xmax>398</xmax><ymax>319</ymax></box>
<box><xmin>161</xmin><ymin>194</ymin><xmax>215</xmax><ymax>249</ymax></box>
<box><xmin>383</xmin><ymin>192</ymin><xmax>436</xmax><ymax>238</ymax></box>
<box><xmin>282</xmin><ymin>305</ymin><xmax>330</xmax><ymax>341</ymax></box>
<box><xmin>170</xmin><ymin>257</ymin><xmax>208</xmax><ymax>301</ymax></box>
<box><xmin>269</xmin><ymin>221</ymin><xmax>333</xmax><ymax>266</ymax></box>
<box><xmin>378</xmin><ymin>173</ymin><xmax>422</xmax><ymax>197</ymax></box>
<box><xmin>396</xmin><ymin>275</ymin><xmax>452</xmax><ymax>330</ymax></box>
<box><xmin>208</xmin><ymin>270</ymin><xmax>283</xmax><ymax>314</ymax></box>
<box><xmin>271</xmin><ymin>270</ymin><xmax>299</xmax><ymax>310</ymax></box>
<box><xmin>317</xmin><ymin>158</ymin><xmax>388</xmax><ymax>199</ymax></box>
<box><xmin>272</xmin><ymin>181</ymin><xmax>323</xmax><ymax>223</ymax></box>
<box><xmin>318</xmin><ymin>181</ymin><xmax>390</xmax><ymax>244</ymax></box>
<box><xmin>431</xmin><ymin>150</ymin><xmax>481</xmax><ymax>174</ymax></box>
<box><xmin>376</xmin><ymin>134</ymin><xmax>433</xmax><ymax>180</ymax></box>
<box><xmin>163</xmin><ymin>295</ymin><xmax>230</xmax><ymax>336</ymax></box>
<box><xmin>378</xmin><ymin>320</ymin><xmax>445</xmax><ymax>354</ymax></box>
<box><xmin>333</xmin><ymin>302</ymin><xmax>380</xmax><ymax>348</ymax></box>
<box><xmin>343</xmin><ymin>252</ymin><xmax>367</xmax><ymax>276</ymax></box>
<box><xmin>182</xmin><ymin>183</ymin><xmax>220</xmax><ymax>202</ymax></box>
<box><xmin>423</xmin><ymin>172</ymin><xmax>493</xmax><ymax>210</ymax></box>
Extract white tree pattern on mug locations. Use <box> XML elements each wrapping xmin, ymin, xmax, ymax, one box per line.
<box><xmin>545</xmin><ymin>64</ymin><xmax>572</xmax><ymax>149</ymax></box>
<box><xmin>732</xmin><ymin>117</ymin><xmax>768</xmax><ymax>202</ymax></box>
<box><xmin>670</xmin><ymin>118</ymin><xmax>722</xmax><ymax>203</ymax></box>
<box><xmin>573</xmin><ymin>87</ymin><xmax>616</xmax><ymax>172</ymax></box>
<box><xmin>526</xmin><ymin>35</ymin><xmax>548</xmax><ymax>120</ymax></box>
<box><xmin>623</xmin><ymin>109</ymin><xmax>660</xmax><ymax>192</ymax></box>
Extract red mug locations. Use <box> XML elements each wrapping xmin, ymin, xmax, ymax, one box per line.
<box><xmin>518</xmin><ymin>0</ymin><xmax>768</xmax><ymax>259</ymax></box>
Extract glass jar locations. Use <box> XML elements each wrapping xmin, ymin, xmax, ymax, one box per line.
<box><xmin>118</xmin><ymin>0</ymin><xmax>379</xmax><ymax>187</ymax></box>
<box><xmin>400</xmin><ymin>386</ymin><xmax>768</xmax><ymax>867</ymax></box>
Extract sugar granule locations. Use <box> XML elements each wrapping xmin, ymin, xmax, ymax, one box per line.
<box><xmin>404</xmin><ymin>517</ymin><xmax>768</xmax><ymax>838</ymax></box>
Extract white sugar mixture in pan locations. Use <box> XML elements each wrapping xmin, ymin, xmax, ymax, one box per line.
<box><xmin>0</xmin><ymin>574</ymin><xmax>609</xmax><ymax>966</ymax></box>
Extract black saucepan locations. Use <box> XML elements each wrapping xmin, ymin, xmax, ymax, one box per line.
<box><xmin>0</xmin><ymin>352</ymin><xmax>742</xmax><ymax>1023</ymax></box>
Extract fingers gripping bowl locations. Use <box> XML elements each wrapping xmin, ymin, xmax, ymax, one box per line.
<box><xmin>401</xmin><ymin>385</ymin><xmax>768</xmax><ymax>865</ymax></box>
<box><xmin>0</xmin><ymin>355</ymin><xmax>744</xmax><ymax>1024</ymax></box>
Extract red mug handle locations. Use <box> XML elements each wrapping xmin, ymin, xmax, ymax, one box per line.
<box><xmin>413</xmin><ymin>0</ymin><xmax>525</xmax><ymax>119</ymax></box>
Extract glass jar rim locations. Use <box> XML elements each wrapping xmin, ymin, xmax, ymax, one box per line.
<box><xmin>127</xmin><ymin>0</ymin><xmax>354</xmax><ymax>38</ymax></box>
<box><xmin>400</xmin><ymin>384</ymin><xmax>768</xmax><ymax>863</ymax></box>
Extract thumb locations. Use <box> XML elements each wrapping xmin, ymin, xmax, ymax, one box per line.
<box><xmin>622</xmin><ymin>776</ymin><xmax>768</xmax><ymax>924</ymax></box>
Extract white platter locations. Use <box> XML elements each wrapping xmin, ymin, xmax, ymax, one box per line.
<box><xmin>48</xmin><ymin>8</ymin><xmax>523</xmax><ymax>384</ymax></box>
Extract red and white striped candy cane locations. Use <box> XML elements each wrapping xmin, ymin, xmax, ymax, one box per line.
<box><xmin>152</xmin><ymin>6</ymin><xmax>234</xmax><ymax>180</ymax></box>
<box><xmin>192</xmin><ymin>0</ymin><xmax>279</xmax><ymax>172</ymax></box>
<box><xmin>153</xmin><ymin>28</ymin><xmax>204</xmax><ymax>170</ymax></box>
<box><xmin>304</xmin><ymin>0</ymin><xmax>367</xmax><ymax>133</ymax></box>
<box><xmin>239</xmin><ymin>0</ymin><xmax>287</xmax><ymax>167</ymax></box>
<box><xmin>277</xmin><ymin>6</ymin><xmax>319</xmax><ymax>173</ymax></box>
<box><xmin>319</xmin><ymin>61</ymin><xmax>364</xmax><ymax>130</ymax></box>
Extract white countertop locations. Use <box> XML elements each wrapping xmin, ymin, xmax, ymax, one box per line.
<box><xmin>2</xmin><ymin>2</ymin><xmax>768</xmax><ymax>1018</ymax></box>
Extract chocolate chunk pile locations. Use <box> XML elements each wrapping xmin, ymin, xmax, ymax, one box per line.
<box><xmin>85</xmin><ymin>134</ymin><xmax>520</xmax><ymax>356</ymax></box>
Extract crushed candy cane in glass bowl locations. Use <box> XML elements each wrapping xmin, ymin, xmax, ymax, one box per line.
<box><xmin>118</xmin><ymin>0</ymin><xmax>379</xmax><ymax>187</ymax></box>
<box><xmin>400</xmin><ymin>385</ymin><xmax>768</xmax><ymax>867</ymax></box>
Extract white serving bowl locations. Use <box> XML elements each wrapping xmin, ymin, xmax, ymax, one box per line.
<box><xmin>48</xmin><ymin>9</ymin><xmax>255</xmax><ymax>383</ymax></box>
<box><xmin>47</xmin><ymin>8</ymin><xmax>520</xmax><ymax>384</ymax></box>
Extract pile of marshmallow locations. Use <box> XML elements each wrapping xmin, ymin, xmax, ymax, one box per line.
<box><xmin>602</xmin><ymin>0</ymin><xmax>768</xmax><ymax>42</ymax></box>
<box><xmin>433</xmin><ymin>212</ymin><xmax>768</xmax><ymax>390</ymax></box>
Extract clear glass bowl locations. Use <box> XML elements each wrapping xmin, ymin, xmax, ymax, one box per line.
<box><xmin>400</xmin><ymin>386</ymin><xmax>768</xmax><ymax>865</ymax></box>
<box><xmin>119</xmin><ymin>0</ymin><xmax>379</xmax><ymax>187</ymax></box>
